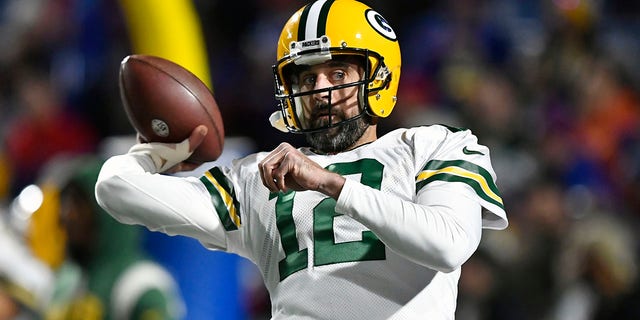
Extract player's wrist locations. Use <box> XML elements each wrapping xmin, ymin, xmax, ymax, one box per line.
<box><xmin>128</xmin><ymin>139</ymin><xmax>193</xmax><ymax>173</ymax></box>
<box><xmin>317</xmin><ymin>172</ymin><xmax>345</xmax><ymax>200</ymax></box>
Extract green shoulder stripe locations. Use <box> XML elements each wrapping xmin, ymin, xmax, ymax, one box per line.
<box><xmin>416</xmin><ymin>160</ymin><xmax>504</xmax><ymax>210</ymax></box>
<box><xmin>199</xmin><ymin>167</ymin><xmax>241</xmax><ymax>231</ymax></box>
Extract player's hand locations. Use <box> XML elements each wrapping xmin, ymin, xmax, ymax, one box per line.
<box><xmin>258</xmin><ymin>142</ymin><xmax>345</xmax><ymax>199</ymax></box>
<box><xmin>166</xmin><ymin>125</ymin><xmax>209</xmax><ymax>173</ymax></box>
<box><xmin>129</xmin><ymin>125</ymin><xmax>208</xmax><ymax>173</ymax></box>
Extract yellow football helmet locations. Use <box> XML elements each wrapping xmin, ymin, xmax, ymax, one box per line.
<box><xmin>271</xmin><ymin>0</ymin><xmax>401</xmax><ymax>133</ymax></box>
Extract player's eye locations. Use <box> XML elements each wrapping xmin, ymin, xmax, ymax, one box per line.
<box><xmin>330</xmin><ymin>70</ymin><xmax>346</xmax><ymax>83</ymax></box>
<box><xmin>301</xmin><ymin>74</ymin><xmax>316</xmax><ymax>86</ymax></box>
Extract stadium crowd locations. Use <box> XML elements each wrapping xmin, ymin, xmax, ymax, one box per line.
<box><xmin>0</xmin><ymin>0</ymin><xmax>639</xmax><ymax>319</ymax></box>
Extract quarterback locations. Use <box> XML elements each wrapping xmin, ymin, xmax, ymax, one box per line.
<box><xmin>96</xmin><ymin>0</ymin><xmax>508</xmax><ymax>319</ymax></box>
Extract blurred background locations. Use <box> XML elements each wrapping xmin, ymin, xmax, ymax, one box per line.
<box><xmin>0</xmin><ymin>0</ymin><xmax>639</xmax><ymax>319</ymax></box>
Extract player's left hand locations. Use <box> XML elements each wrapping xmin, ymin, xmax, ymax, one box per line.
<box><xmin>259</xmin><ymin>142</ymin><xmax>345</xmax><ymax>198</ymax></box>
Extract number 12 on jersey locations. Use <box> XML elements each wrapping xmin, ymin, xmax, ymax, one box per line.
<box><xmin>272</xmin><ymin>159</ymin><xmax>387</xmax><ymax>281</ymax></box>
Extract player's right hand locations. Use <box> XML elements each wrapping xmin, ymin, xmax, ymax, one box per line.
<box><xmin>128</xmin><ymin>125</ymin><xmax>208</xmax><ymax>173</ymax></box>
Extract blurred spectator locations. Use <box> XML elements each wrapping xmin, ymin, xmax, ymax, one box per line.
<box><xmin>3</xmin><ymin>66</ymin><xmax>98</xmax><ymax>197</ymax></box>
<box><xmin>45</xmin><ymin>157</ymin><xmax>184</xmax><ymax>320</ymax></box>
<box><xmin>458</xmin><ymin>181</ymin><xmax>572</xmax><ymax>320</ymax></box>
<box><xmin>0</xmin><ymin>206</ymin><xmax>54</xmax><ymax>319</ymax></box>
<box><xmin>572</xmin><ymin>58</ymin><xmax>640</xmax><ymax>211</ymax></box>
<box><xmin>552</xmin><ymin>212</ymin><xmax>640</xmax><ymax>320</ymax></box>
<box><xmin>0</xmin><ymin>0</ymin><xmax>639</xmax><ymax>319</ymax></box>
<box><xmin>455</xmin><ymin>249</ymin><xmax>502</xmax><ymax>320</ymax></box>
<box><xmin>0</xmin><ymin>153</ymin><xmax>11</xmax><ymax>205</ymax></box>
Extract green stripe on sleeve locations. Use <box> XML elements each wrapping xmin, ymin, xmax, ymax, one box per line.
<box><xmin>416</xmin><ymin>159</ymin><xmax>504</xmax><ymax>210</ymax></box>
<box><xmin>199</xmin><ymin>175</ymin><xmax>238</xmax><ymax>231</ymax></box>
<box><xmin>209</xmin><ymin>167</ymin><xmax>233</xmax><ymax>196</ymax></box>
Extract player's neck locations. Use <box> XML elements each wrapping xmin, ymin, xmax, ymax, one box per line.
<box><xmin>348</xmin><ymin>125</ymin><xmax>377</xmax><ymax>150</ymax></box>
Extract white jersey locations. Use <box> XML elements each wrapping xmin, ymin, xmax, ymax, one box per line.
<box><xmin>96</xmin><ymin>125</ymin><xmax>507</xmax><ymax>320</ymax></box>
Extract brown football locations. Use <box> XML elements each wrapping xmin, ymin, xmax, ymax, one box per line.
<box><xmin>118</xmin><ymin>54</ymin><xmax>224</xmax><ymax>163</ymax></box>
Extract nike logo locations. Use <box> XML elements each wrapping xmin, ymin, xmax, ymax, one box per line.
<box><xmin>462</xmin><ymin>146</ymin><xmax>484</xmax><ymax>155</ymax></box>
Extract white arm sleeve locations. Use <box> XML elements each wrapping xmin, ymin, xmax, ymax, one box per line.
<box><xmin>95</xmin><ymin>153</ymin><xmax>228</xmax><ymax>250</ymax></box>
<box><xmin>335</xmin><ymin>179</ymin><xmax>482</xmax><ymax>272</ymax></box>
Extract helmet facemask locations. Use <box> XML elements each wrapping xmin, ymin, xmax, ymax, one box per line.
<box><xmin>273</xmin><ymin>46</ymin><xmax>388</xmax><ymax>134</ymax></box>
<box><xmin>271</xmin><ymin>0</ymin><xmax>401</xmax><ymax>138</ymax></box>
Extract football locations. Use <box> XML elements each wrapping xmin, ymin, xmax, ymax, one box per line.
<box><xmin>118</xmin><ymin>54</ymin><xmax>224</xmax><ymax>163</ymax></box>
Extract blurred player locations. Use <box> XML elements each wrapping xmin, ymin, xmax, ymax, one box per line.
<box><xmin>95</xmin><ymin>0</ymin><xmax>508</xmax><ymax>319</ymax></box>
<box><xmin>48</xmin><ymin>157</ymin><xmax>184</xmax><ymax>319</ymax></box>
<box><xmin>0</xmin><ymin>214</ymin><xmax>53</xmax><ymax>320</ymax></box>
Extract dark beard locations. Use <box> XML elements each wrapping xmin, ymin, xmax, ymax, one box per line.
<box><xmin>305</xmin><ymin>115</ymin><xmax>369</xmax><ymax>153</ymax></box>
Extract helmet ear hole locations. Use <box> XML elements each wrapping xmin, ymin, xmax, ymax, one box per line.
<box><xmin>383</xmin><ymin>72</ymin><xmax>392</xmax><ymax>90</ymax></box>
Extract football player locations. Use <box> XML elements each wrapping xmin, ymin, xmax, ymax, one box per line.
<box><xmin>96</xmin><ymin>0</ymin><xmax>508</xmax><ymax>319</ymax></box>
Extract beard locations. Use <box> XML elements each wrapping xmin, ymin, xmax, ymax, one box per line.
<box><xmin>304</xmin><ymin>114</ymin><xmax>369</xmax><ymax>154</ymax></box>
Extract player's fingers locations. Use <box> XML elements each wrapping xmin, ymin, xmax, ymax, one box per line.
<box><xmin>188</xmin><ymin>125</ymin><xmax>208</xmax><ymax>152</ymax></box>
<box><xmin>259</xmin><ymin>165</ymin><xmax>275</xmax><ymax>192</ymax></box>
<box><xmin>259</xmin><ymin>153</ymin><xmax>278</xmax><ymax>192</ymax></box>
<box><xmin>259</xmin><ymin>144</ymin><xmax>289</xmax><ymax>192</ymax></box>
<box><xmin>266</xmin><ymin>152</ymin><xmax>288</xmax><ymax>191</ymax></box>
<box><xmin>272</xmin><ymin>151</ymin><xmax>292</xmax><ymax>191</ymax></box>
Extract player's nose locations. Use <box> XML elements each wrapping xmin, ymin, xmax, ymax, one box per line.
<box><xmin>313</xmin><ymin>73</ymin><xmax>333</xmax><ymax>89</ymax></box>
<box><xmin>312</xmin><ymin>74</ymin><xmax>331</xmax><ymax>102</ymax></box>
